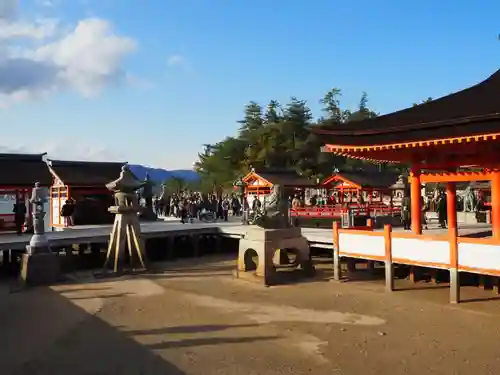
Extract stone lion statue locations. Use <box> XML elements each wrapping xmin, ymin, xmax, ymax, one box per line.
<box><xmin>253</xmin><ymin>184</ymin><xmax>290</xmax><ymax>229</ymax></box>
<box><xmin>461</xmin><ymin>185</ymin><xmax>476</xmax><ymax>212</ymax></box>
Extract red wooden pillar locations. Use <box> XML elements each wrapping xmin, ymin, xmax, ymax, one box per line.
<box><xmin>446</xmin><ymin>183</ymin><xmax>457</xmax><ymax>236</ymax></box>
<box><xmin>446</xmin><ymin>182</ymin><xmax>459</xmax><ymax>303</ymax></box>
<box><xmin>491</xmin><ymin>172</ymin><xmax>500</xmax><ymax>240</ymax></box>
<box><xmin>410</xmin><ymin>167</ymin><xmax>422</xmax><ymax>235</ymax></box>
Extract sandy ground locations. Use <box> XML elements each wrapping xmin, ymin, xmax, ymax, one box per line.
<box><xmin>2</xmin><ymin>255</ymin><xmax>500</xmax><ymax>375</ymax></box>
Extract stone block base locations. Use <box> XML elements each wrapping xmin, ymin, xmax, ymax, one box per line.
<box><xmin>457</xmin><ymin>211</ymin><xmax>487</xmax><ymax>224</ymax></box>
<box><xmin>20</xmin><ymin>253</ymin><xmax>60</xmax><ymax>286</ymax></box>
<box><xmin>236</xmin><ymin>227</ymin><xmax>315</xmax><ymax>286</ymax></box>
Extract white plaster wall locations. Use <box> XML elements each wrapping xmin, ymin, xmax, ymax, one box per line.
<box><xmin>392</xmin><ymin>238</ymin><xmax>449</xmax><ymax>267</ymax></box>
<box><xmin>458</xmin><ymin>242</ymin><xmax>500</xmax><ymax>272</ymax></box>
<box><xmin>338</xmin><ymin>232</ymin><xmax>385</xmax><ymax>257</ymax></box>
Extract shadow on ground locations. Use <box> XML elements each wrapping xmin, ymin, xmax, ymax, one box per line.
<box><xmin>126</xmin><ymin>323</ymin><xmax>258</xmax><ymax>335</ymax></box>
<box><xmin>1</xmin><ymin>286</ymin><xmax>186</xmax><ymax>375</ymax></box>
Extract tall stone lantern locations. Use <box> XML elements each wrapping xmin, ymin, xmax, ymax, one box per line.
<box><xmin>102</xmin><ymin>164</ymin><xmax>147</xmax><ymax>273</ymax></box>
<box><xmin>20</xmin><ymin>182</ymin><xmax>60</xmax><ymax>285</ymax></box>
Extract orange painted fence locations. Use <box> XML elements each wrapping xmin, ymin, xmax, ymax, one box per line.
<box><xmin>332</xmin><ymin>222</ymin><xmax>500</xmax><ymax>303</ymax></box>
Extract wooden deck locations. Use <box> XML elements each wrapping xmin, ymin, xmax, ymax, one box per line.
<box><xmin>0</xmin><ymin>219</ymin><xmax>491</xmax><ymax>251</ymax></box>
<box><xmin>0</xmin><ymin>221</ymin><xmax>334</xmax><ymax>251</ymax></box>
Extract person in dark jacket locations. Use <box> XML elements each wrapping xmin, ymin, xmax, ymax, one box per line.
<box><xmin>401</xmin><ymin>193</ymin><xmax>411</xmax><ymax>230</ymax></box>
<box><xmin>61</xmin><ymin>199</ymin><xmax>75</xmax><ymax>227</ymax></box>
<box><xmin>437</xmin><ymin>191</ymin><xmax>447</xmax><ymax>228</ymax></box>
<box><xmin>178</xmin><ymin>198</ymin><xmax>187</xmax><ymax>224</ymax></box>
<box><xmin>13</xmin><ymin>195</ymin><xmax>27</xmax><ymax>235</ymax></box>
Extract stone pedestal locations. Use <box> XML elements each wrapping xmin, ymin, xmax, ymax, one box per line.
<box><xmin>457</xmin><ymin>211</ymin><xmax>487</xmax><ymax>224</ymax></box>
<box><xmin>20</xmin><ymin>184</ymin><xmax>60</xmax><ymax>286</ymax></box>
<box><xmin>139</xmin><ymin>208</ymin><xmax>158</xmax><ymax>221</ymax></box>
<box><xmin>236</xmin><ymin>227</ymin><xmax>314</xmax><ymax>285</ymax></box>
<box><xmin>20</xmin><ymin>250</ymin><xmax>59</xmax><ymax>286</ymax></box>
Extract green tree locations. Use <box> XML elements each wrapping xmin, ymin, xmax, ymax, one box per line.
<box><xmin>347</xmin><ymin>92</ymin><xmax>378</xmax><ymax>122</ymax></box>
<box><xmin>319</xmin><ymin>88</ymin><xmax>351</xmax><ymax>124</ymax></box>
<box><xmin>163</xmin><ymin>177</ymin><xmax>187</xmax><ymax>193</ymax></box>
<box><xmin>194</xmin><ymin>88</ymin><xmax>402</xmax><ymax>189</ymax></box>
<box><xmin>237</xmin><ymin>101</ymin><xmax>265</xmax><ymax>169</ymax></box>
<box><xmin>412</xmin><ymin>97</ymin><xmax>433</xmax><ymax>107</ymax></box>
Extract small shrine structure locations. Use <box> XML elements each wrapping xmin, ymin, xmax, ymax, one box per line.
<box><xmin>47</xmin><ymin>159</ymin><xmax>127</xmax><ymax>227</ymax></box>
<box><xmin>242</xmin><ymin>168</ymin><xmax>317</xmax><ymax>205</ymax></box>
<box><xmin>322</xmin><ymin>170</ymin><xmax>406</xmax><ymax>207</ymax></box>
<box><xmin>312</xmin><ymin>69</ymin><xmax>500</xmax><ymax>303</ymax></box>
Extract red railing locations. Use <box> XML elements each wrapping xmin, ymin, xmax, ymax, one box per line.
<box><xmin>289</xmin><ymin>205</ymin><xmax>400</xmax><ymax>218</ymax></box>
<box><xmin>0</xmin><ymin>213</ymin><xmax>15</xmax><ymax>230</ymax></box>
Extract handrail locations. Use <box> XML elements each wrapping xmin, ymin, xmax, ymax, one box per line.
<box><xmin>290</xmin><ymin>206</ymin><xmax>400</xmax><ymax>218</ymax></box>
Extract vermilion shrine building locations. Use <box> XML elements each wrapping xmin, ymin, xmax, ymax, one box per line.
<box><xmin>242</xmin><ymin>168</ymin><xmax>317</xmax><ymax>199</ymax></box>
<box><xmin>322</xmin><ymin>170</ymin><xmax>405</xmax><ymax>207</ymax></box>
<box><xmin>313</xmin><ymin>70</ymin><xmax>500</xmax><ymax>303</ymax></box>
<box><xmin>47</xmin><ymin>159</ymin><xmax>125</xmax><ymax>227</ymax></box>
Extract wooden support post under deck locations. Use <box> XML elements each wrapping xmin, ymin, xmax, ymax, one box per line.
<box><xmin>410</xmin><ymin>167</ymin><xmax>422</xmax><ymax>235</ymax></box>
<box><xmin>215</xmin><ymin>235</ymin><xmax>222</xmax><ymax>253</ymax></box>
<box><xmin>491</xmin><ymin>172</ymin><xmax>500</xmax><ymax>240</ymax></box>
<box><xmin>447</xmin><ymin>182</ymin><xmax>460</xmax><ymax>304</ymax></box>
<box><xmin>384</xmin><ymin>224</ymin><xmax>394</xmax><ymax>292</ymax></box>
<box><xmin>192</xmin><ymin>234</ymin><xmax>200</xmax><ymax>257</ymax></box>
<box><xmin>166</xmin><ymin>236</ymin><xmax>176</xmax><ymax>260</ymax></box>
<box><xmin>409</xmin><ymin>267</ymin><xmax>418</xmax><ymax>283</ymax></box>
<box><xmin>332</xmin><ymin>221</ymin><xmax>341</xmax><ymax>281</ymax></box>
<box><xmin>493</xmin><ymin>278</ymin><xmax>500</xmax><ymax>295</ymax></box>
<box><xmin>366</xmin><ymin>260</ymin><xmax>375</xmax><ymax>273</ymax></box>
<box><xmin>430</xmin><ymin>269</ymin><xmax>438</xmax><ymax>285</ymax></box>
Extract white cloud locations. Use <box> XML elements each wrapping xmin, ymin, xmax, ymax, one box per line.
<box><xmin>35</xmin><ymin>0</ymin><xmax>57</xmax><ymax>8</ymax></box>
<box><xmin>167</xmin><ymin>54</ymin><xmax>192</xmax><ymax>72</ymax></box>
<box><xmin>0</xmin><ymin>140</ymin><xmax>126</xmax><ymax>163</ymax></box>
<box><xmin>0</xmin><ymin>1</ymin><xmax>137</xmax><ymax>106</ymax></box>
<box><xmin>0</xmin><ymin>18</ymin><xmax>58</xmax><ymax>40</ymax></box>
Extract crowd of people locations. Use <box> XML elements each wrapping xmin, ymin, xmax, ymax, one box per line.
<box><xmin>153</xmin><ymin>191</ymin><xmax>243</xmax><ymax>223</ymax></box>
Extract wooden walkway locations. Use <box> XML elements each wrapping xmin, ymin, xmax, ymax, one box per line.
<box><xmin>0</xmin><ymin>221</ymin><xmax>334</xmax><ymax>251</ymax></box>
<box><xmin>0</xmin><ymin>220</ymin><xmax>491</xmax><ymax>252</ymax></box>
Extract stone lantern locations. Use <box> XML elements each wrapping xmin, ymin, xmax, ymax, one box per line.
<box><xmin>102</xmin><ymin>164</ymin><xmax>147</xmax><ymax>273</ymax></box>
<box><xmin>20</xmin><ymin>182</ymin><xmax>60</xmax><ymax>285</ymax></box>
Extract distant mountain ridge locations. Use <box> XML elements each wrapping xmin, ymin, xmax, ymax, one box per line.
<box><xmin>128</xmin><ymin>164</ymin><xmax>199</xmax><ymax>182</ymax></box>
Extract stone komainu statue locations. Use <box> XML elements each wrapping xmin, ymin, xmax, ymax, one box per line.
<box><xmin>462</xmin><ymin>186</ymin><xmax>476</xmax><ymax>212</ymax></box>
<box><xmin>253</xmin><ymin>184</ymin><xmax>290</xmax><ymax>229</ymax></box>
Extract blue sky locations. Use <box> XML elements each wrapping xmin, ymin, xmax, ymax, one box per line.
<box><xmin>0</xmin><ymin>0</ymin><xmax>498</xmax><ymax>169</ymax></box>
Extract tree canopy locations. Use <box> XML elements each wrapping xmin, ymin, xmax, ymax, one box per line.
<box><xmin>194</xmin><ymin>89</ymin><xmax>405</xmax><ymax>192</ymax></box>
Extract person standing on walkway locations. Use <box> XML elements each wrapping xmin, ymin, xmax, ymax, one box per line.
<box><xmin>437</xmin><ymin>191</ymin><xmax>447</xmax><ymax>228</ymax></box>
<box><xmin>13</xmin><ymin>194</ymin><xmax>27</xmax><ymax>235</ymax></box>
<box><xmin>222</xmin><ymin>197</ymin><xmax>230</xmax><ymax>221</ymax></box>
<box><xmin>401</xmin><ymin>192</ymin><xmax>411</xmax><ymax>230</ymax></box>
<box><xmin>61</xmin><ymin>199</ymin><xmax>75</xmax><ymax>227</ymax></box>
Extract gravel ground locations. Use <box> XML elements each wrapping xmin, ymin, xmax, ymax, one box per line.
<box><xmin>2</xmin><ymin>255</ymin><xmax>500</xmax><ymax>375</ymax></box>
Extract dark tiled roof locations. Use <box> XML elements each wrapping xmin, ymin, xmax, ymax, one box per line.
<box><xmin>0</xmin><ymin>153</ymin><xmax>51</xmax><ymax>187</ymax></box>
<box><xmin>331</xmin><ymin>171</ymin><xmax>402</xmax><ymax>189</ymax></box>
<box><xmin>254</xmin><ymin>169</ymin><xmax>317</xmax><ymax>187</ymax></box>
<box><xmin>48</xmin><ymin>159</ymin><xmax>127</xmax><ymax>187</ymax></box>
<box><xmin>312</xmin><ymin>70</ymin><xmax>500</xmax><ymax>145</ymax></box>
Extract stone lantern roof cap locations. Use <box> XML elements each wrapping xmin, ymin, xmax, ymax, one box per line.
<box><xmin>106</xmin><ymin>164</ymin><xmax>145</xmax><ymax>193</ymax></box>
